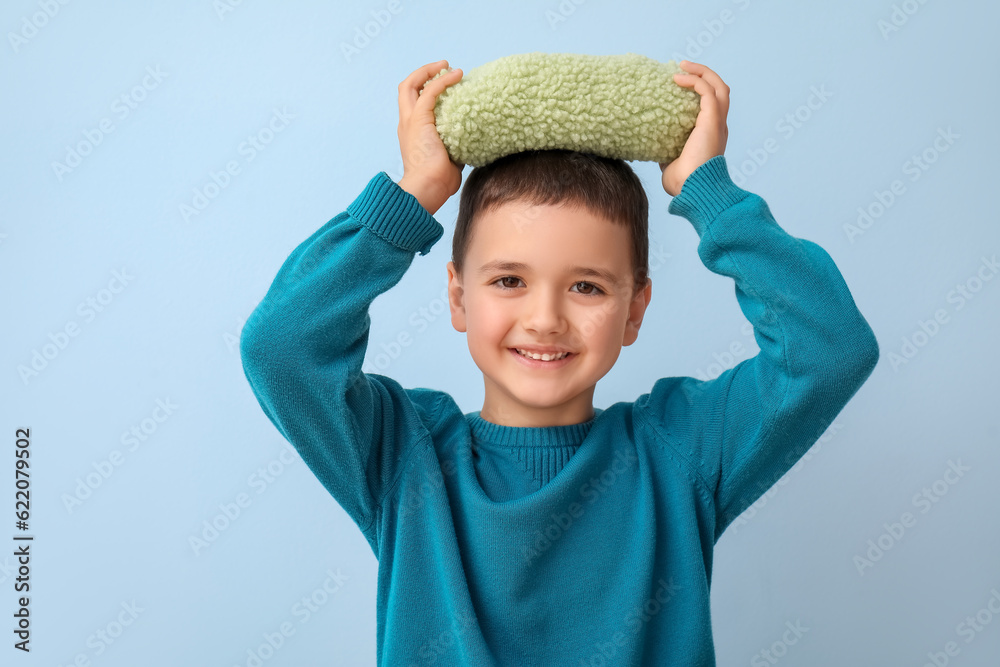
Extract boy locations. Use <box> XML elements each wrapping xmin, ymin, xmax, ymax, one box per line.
<box><xmin>240</xmin><ymin>59</ymin><xmax>880</xmax><ymax>665</ymax></box>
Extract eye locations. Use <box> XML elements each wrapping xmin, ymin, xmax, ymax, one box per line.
<box><xmin>572</xmin><ymin>281</ymin><xmax>604</xmax><ymax>296</ymax></box>
<box><xmin>491</xmin><ymin>276</ymin><xmax>524</xmax><ymax>291</ymax></box>
<box><xmin>490</xmin><ymin>277</ymin><xmax>605</xmax><ymax>296</ymax></box>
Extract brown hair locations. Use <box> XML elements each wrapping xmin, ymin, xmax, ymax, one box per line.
<box><xmin>451</xmin><ymin>149</ymin><xmax>649</xmax><ymax>298</ymax></box>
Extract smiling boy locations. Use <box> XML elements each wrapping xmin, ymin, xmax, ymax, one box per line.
<box><xmin>240</xmin><ymin>59</ymin><xmax>880</xmax><ymax>665</ymax></box>
<box><xmin>449</xmin><ymin>192</ymin><xmax>644</xmax><ymax>428</ymax></box>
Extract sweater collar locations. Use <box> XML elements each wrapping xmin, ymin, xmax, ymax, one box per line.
<box><xmin>466</xmin><ymin>410</ymin><xmax>602</xmax><ymax>448</ymax></box>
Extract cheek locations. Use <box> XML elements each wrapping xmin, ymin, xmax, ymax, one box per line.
<box><xmin>579</xmin><ymin>304</ymin><xmax>627</xmax><ymax>346</ymax></box>
<box><xmin>584</xmin><ymin>325</ymin><xmax>615</xmax><ymax>348</ymax></box>
<box><xmin>466</xmin><ymin>297</ymin><xmax>509</xmax><ymax>342</ymax></box>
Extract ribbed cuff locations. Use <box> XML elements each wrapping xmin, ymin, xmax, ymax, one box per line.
<box><xmin>345</xmin><ymin>171</ymin><xmax>445</xmax><ymax>256</ymax></box>
<box><xmin>667</xmin><ymin>156</ymin><xmax>751</xmax><ymax>237</ymax></box>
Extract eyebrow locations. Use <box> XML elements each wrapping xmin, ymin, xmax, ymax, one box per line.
<box><xmin>476</xmin><ymin>260</ymin><xmax>623</xmax><ymax>288</ymax></box>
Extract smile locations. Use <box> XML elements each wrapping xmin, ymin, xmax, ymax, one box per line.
<box><xmin>515</xmin><ymin>348</ymin><xmax>569</xmax><ymax>361</ymax></box>
<box><xmin>509</xmin><ymin>348</ymin><xmax>576</xmax><ymax>368</ymax></box>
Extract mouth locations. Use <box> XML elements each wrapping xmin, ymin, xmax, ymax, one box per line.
<box><xmin>508</xmin><ymin>347</ymin><xmax>577</xmax><ymax>369</ymax></box>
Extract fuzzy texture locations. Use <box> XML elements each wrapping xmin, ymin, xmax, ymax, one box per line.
<box><xmin>422</xmin><ymin>52</ymin><xmax>702</xmax><ymax>167</ymax></box>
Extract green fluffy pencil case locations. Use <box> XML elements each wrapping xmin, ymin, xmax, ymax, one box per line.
<box><xmin>422</xmin><ymin>52</ymin><xmax>701</xmax><ymax>167</ymax></box>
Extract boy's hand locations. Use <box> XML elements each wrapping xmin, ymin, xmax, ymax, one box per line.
<box><xmin>659</xmin><ymin>60</ymin><xmax>730</xmax><ymax>197</ymax></box>
<box><xmin>397</xmin><ymin>60</ymin><xmax>466</xmax><ymax>216</ymax></box>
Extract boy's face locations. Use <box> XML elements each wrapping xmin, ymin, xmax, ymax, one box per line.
<box><xmin>446</xmin><ymin>199</ymin><xmax>652</xmax><ymax>428</ymax></box>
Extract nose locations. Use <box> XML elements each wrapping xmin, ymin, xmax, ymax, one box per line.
<box><xmin>521</xmin><ymin>286</ymin><xmax>567</xmax><ymax>336</ymax></box>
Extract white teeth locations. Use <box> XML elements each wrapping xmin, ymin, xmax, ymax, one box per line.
<box><xmin>515</xmin><ymin>348</ymin><xmax>569</xmax><ymax>361</ymax></box>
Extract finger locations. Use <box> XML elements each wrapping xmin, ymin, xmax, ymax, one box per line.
<box><xmin>413</xmin><ymin>67</ymin><xmax>463</xmax><ymax>118</ymax></box>
<box><xmin>398</xmin><ymin>59</ymin><xmax>449</xmax><ymax>120</ymax></box>
<box><xmin>679</xmin><ymin>60</ymin><xmax>730</xmax><ymax>115</ymax></box>
<box><xmin>398</xmin><ymin>59</ymin><xmax>448</xmax><ymax>121</ymax></box>
<box><xmin>674</xmin><ymin>72</ymin><xmax>728</xmax><ymax>119</ymax></box>
<box><xmin>676</xmin><ymin>74</ymin><xmax>720</xmax><ymax>119</ymax></box>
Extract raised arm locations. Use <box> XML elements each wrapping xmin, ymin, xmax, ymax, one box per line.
<box><xmin>239</xmin><ymin>59</ymin><xmax>464</xmax><ymax>545</ymax></box>
<box><xmin>640</xmin><ymin>61</ymin><xmax>880</xmax><ymax>540</ymax></box>
<box><xmin>640</xmin><ymin>155</ymin><xmax>879</xmax><ymax>540</ymax></box>
<box><xmin>239</xmin><ymin>173</ymin><xmax>445</xmax><ymax>541</ymax></box>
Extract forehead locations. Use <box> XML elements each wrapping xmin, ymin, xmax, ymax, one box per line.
<box><xmin>469</xmin><ymin>200</ymin><xmax>630</xmax><ymax>261</ymax></box>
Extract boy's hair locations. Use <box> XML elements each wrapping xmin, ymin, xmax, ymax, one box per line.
<box><xmin>451</xmin><ymin>149</ymin><xmax>649</xmax><ymax>299</ymax></box>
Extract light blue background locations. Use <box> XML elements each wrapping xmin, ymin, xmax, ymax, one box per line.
<box><xmin>3</xmin><ymin>0</ymin><xmax>999</xmax><ymax>665</ymax></box>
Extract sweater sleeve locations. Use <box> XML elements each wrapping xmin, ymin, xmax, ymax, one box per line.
<box><xmin>238</xmin><ymin>171</ymin><xmax>444</xmax><ymax>540</ymax></box>
<box><xmin>638</xmin><ymin>156</ymin><xmax>880</xmax><ymax>542</ymax></box>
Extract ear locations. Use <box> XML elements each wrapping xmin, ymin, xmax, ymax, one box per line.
<box><xmin>446</xmin><ymin>261</ymin><xmax>468</xmax><ymax>333</ymax></box>
<box><xmin>622</xmin><ymin>278</ymin><xmax>652</xmax><ymax>347</ymax></box>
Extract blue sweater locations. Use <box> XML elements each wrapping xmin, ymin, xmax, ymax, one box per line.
<box><xmin>239</xmin><ymin>156</ymin><xmax>880</xmax><ymax>666</ymax></box>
